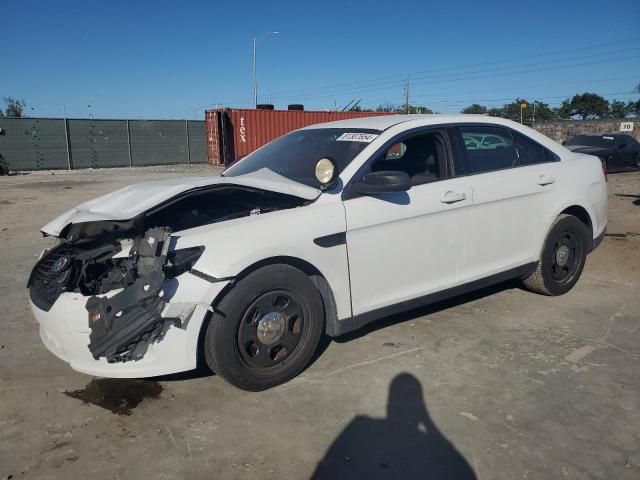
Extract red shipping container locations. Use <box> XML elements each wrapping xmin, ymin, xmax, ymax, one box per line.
<box><xmin>205</xmin><ymin>108</ymin><xmax>392</xmax><ymax>166</ymax></box>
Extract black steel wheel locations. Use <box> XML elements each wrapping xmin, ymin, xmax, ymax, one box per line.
<box><xmin>204</xmin><ymin>264</ymin><xmax>324</xmax><ymax>391</ymax></box>
<box><xmin>236</xmin><ymin>289</ymin><xmax>307</xmax><ymax>373</ymax></box>
<box><xmin>523</xmin><ymin>214</ymin><xmax>590</xmax><ymax>296</ymax></box>
<box><xmin>549</xmin><ymin>228</ymin><xmax>582</xmax><ymax>284</ymax></box>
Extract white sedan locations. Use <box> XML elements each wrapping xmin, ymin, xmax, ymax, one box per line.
<box><xmin>29</xmin><ymin>115</ymin><xmax>608</xmax><ymax>390</ymax></box>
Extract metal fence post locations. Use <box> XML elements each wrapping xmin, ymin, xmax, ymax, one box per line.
<box><xmin>126</xmin><ymin>119</ymin><xmax>133</xmax><ymax>167</ymax></box>
<box><xmin>185</xmin><ymin>120</ymin><xmax>191</xmax><ymax>165</ymax></box>
<box><xmin>64</xmin><ymin>118</ymin><xmax>73</xmax><ymax>170</ymax></box>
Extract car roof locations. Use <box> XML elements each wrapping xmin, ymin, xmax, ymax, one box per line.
<box><xmin>301</xmin><ymin>114</ymin><xmax>523</xmax><ymax>131</ymax></box>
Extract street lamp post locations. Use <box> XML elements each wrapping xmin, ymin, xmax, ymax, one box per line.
<box><xmin>253</xmin><ymin>31</ymin><xmax>279</xmax><ymax>108</ymax></box>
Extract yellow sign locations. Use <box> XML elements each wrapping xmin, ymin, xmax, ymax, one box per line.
<box><xmin>520</xmin><ymin>102</ymin><xmax>528</xmax><ymax>109</ymax></box>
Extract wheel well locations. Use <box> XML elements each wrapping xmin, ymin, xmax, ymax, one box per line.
<box><xmin>560</xmin><ymin>205</ymin><xmax>593</xmax><ymax>236</ymax></box>
<box><xmin>210</xmin><ymin>256</ymin><xmax>339</xmax><ymax>336</ymax></box>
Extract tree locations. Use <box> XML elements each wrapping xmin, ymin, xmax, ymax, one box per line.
<box><xmin>628</xmin><ymin>100</ymin><xmax>640</xmax><ymax>117</ymax></box>
<box><xmin>461</xmin><ymin>104</ymin><xmax>487</xmax><ymax>114</ymax></box>
<box><xmin>350</xmin><ymin>105</ymin><xmax>374</xmax><ymax>112</ymax></box>
<box><xmin>567</xmin><ymin>93</ymin><xmax>609</xmax><ymax>119</ymax></box>
<box><xmin>2</xmin><ymin>97</ymin><xmax>27</xmax><ymax>117</ymax></box>
<box><xmin>374</xmin><ymin>103</ymin><xmax>432</xmax><ymax>114</ymax></box>
<box><xmin>554</xmin><ymin>100</ymin><xmax>572</xmax><ymax>120</ymax></box>
<box><xmin>608</xmin><ymin>100</ymin><xmax>630</xmax><ymax>118</ymax></box>
<box><xmin>375</xmin><ymin>103</ymin><xmax>401</xmax><ymax>113</ymax></box>
<box><xmin>487</xmin><ymin>107</ymin><xmax>504</xmax><ymax>117</ymax></box>
<box><xmin>530</xmin><ymin>101</ymin><xmax>556</xmax><ymax>121</ymax></box>
<box><xmin>407</xmin><ymin>105</ymin><xmax>433</xmax><ymax>114</ymax></box>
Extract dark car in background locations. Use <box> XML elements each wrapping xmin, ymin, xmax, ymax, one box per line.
<box><xmin>564</xmin><ymin>134</ymin><xmax>640</xmax><ymax>172</ymax></box>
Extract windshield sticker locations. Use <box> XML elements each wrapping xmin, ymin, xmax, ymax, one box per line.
<box><xmin>336</xmin><ymin>132</ymin><xmax>379</xmax><ymax>143</ymax></box>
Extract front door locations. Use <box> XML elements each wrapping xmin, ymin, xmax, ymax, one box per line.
<box><xmin>343</xmin><ymin>129</ymin><xmax>472</xmax><ymax>317</ymax></box>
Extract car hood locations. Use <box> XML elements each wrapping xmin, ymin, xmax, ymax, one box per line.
<box><xmin>565</xmin><ymin>145</ymin><xmax>614</xmax><ymax>155</ymax></box>
<box><xmin>41</xmin><ymin>168</ymin><xmax>321</xmax><ymax>236</ymax></box>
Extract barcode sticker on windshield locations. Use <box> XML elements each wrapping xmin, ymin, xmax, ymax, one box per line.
<box><xmin>336</xmin><ymin>132</ymin><xmax>379</xmax><ymax>143</ymax></box>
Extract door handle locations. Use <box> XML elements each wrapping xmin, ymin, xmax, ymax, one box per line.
<box><xmin>440</xmin><ymin>191</ymin><xmax>467</xmax><ymax>204</ymax></box>
<box><xmin>538</xmin><ymin>175</ymin><xmax>555</xmax><ymax>186</ymax></box>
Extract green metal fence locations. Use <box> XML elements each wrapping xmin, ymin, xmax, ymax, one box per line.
<box><xmin>0</xmin><ymin>117</ymin><xmax>207</xmax><ymax>170</ymax></box>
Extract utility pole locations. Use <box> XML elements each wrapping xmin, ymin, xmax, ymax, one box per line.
<box><xmin>404</xmin><ymin>76</ymin><xmax>410</xmax><ymax>114</ymax></box>
<box><xmin>532</xmin><ymin>101</ymin><xmax>536</xmax><ymax>123</ymax></box>
<box><xmin>252</xmin><ymin>32</ymin><xmax>279</xmax><ymax>108</ymax></box>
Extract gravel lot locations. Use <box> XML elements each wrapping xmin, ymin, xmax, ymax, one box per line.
<box><xmin>1</xmin><ymin>165</ymin><xmax>639</xmax><ymax>479</ymax></box>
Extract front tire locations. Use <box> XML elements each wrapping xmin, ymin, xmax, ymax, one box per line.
<box><xmin>204</xmin><ymin>264</ymin><xmax>324</xmax><ymax>391</ymax></box>
<box><xmin>523</xmin><ymin>214</ymin><xmax>590</xmax><ymax>296</ymax></box>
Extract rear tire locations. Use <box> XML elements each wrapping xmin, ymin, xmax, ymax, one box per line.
<box><xmin>523</xmin><ymin>214</ymin><xmax>590</xmax><ymax>296</ymax></box>
<box><xmin>204</xmin><ymin>264</ymin><xmax>324</xmax><ymax>391</ymax></box>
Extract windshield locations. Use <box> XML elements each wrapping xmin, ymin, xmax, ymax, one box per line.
<box><xmin>223</xmin><ymin>128</ymin><xmax>380</xmax><ymax>188</ymax></box>
<box><xmin>565</xmin><ymin>135</ymin><xmax>614</xmax><ymax>148</ymax></box>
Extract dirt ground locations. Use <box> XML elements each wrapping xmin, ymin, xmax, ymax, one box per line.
<box><xmin>0</xmin><ymin>166</ymin><xmax>639</xmax><ymax>479</ymax></box>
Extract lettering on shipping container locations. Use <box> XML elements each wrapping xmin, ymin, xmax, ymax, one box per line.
<box><xmin>240</xmin><ymin>116</ymin><xmax>247</xmax><ymax>143</ymax></box>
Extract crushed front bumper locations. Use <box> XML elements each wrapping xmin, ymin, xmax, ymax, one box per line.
<box><xmin>32</xmin><ymin>272</ymin><xmax>229</xmax><ymax>378</ymax></box>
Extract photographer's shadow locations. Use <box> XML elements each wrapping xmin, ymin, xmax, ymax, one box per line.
<box><xmin>312</xmin><ymin>373</ymin><xmax>476</xmax><ymax>479</ymax></box>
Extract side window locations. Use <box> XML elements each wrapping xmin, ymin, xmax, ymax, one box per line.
<box><xmin>459</xmin><ymin>126</ymin><xmax>517</xmax><ymax>173</ymax></box>
<box><xmin>371</xmin><ymin>131</ymin><xmax>446</xmax><ymax>186</ymax></box>
<box><xmin>512</xmin><ymin>130</ymin><xmax>551</xmax><ymax>165</ymax></box>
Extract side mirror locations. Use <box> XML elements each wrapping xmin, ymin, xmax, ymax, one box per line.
<box><xmin>618</xmin><ymin>143</ymin><xmax>627</xmax><ymax>149</ymax></box>
<box><xmin>353</xmin><ymin>171</ymin><xmax>411</xmax><ymax>195</ymax></box>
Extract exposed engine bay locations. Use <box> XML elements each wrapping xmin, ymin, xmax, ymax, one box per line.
<box><xmin>28</xmin><ymin>185</ymin><xmax>307</xmax><ymax>363</ymax></box>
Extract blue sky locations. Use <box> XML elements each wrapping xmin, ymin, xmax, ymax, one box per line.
<box><xmin>2</xmin><ymin>0</ymin><xmax>639</xmax><ymax>119</ymax></box>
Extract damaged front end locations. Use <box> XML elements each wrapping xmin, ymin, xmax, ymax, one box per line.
<box><xmin>29</xmin><ymin>227</ymin><xmax>204</xmax><ymax>363</ymax></box>
<box><xmin>28</xmin><ymin>184</ymin><xmax>308</xmax><ymax>365</ymax></box>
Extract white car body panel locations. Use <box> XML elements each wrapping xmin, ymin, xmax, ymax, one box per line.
<box><xmin>172</xmin><ymin>194</ymin><xmax>352</xmax><ymax>320</ymax></box>
<box><xmin>344</xmin><ymin>176</ymin><xmax>472</xmax><ymax>315</ymax></box>
<box><xmin>28</xmin><ymin>114</ymin><xmax>608</xmax><ymax>378</ymax></box>
<box><xmin>465</xmin><ymin>163</ymin><xmax>559</xmax><ymax>279</ymax></box>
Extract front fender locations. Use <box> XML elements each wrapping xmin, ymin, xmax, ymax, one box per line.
<box><xmin>172</xmin><ymin>198</ymin><xmax>352</xmax><ymax>320</ymax></box>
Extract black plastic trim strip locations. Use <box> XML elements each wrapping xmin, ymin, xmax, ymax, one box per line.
<box><xmin>591</xmin><ymin>225</ymin><xmax>606</xmax><ymax>252</ymax></box>
<box><xmin>190</xmin><ymin>269</ymin><xmax>234</xmax><ymax>283</ymax></box>
<box><xmin>329</xmin><ymin>262</ymin><xmax>538</xmax><ymax>337</ymax></box>
<box><xmin>313</xmin><ymin>232</ymin><xmax>346</xmax><ymax>248</ymax></box>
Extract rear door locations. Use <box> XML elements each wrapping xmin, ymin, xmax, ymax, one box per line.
<box><xmin>343</xmin><ymin>128</ymin><xmax>472</xmax><ymax>317</ymax></box>
<box><xmin>450</xmin><ymin>125</ymin><xmax>560</xmax><ymax>279</ymax></box>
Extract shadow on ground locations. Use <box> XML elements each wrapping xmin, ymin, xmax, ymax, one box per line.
<box><xmin>615</xmin><ymin>193</ymin><xmax>640</xmax><ymax>206</ymax></box>
<box><xmin>335</xmin><ymin>279</ymin><xmax>519</xmax><ymax>343</ymax></box>
<box><xmin>312</xmin><ymin>373</ymin><xmax>476</xmax><ymax>479</ymax></box>
<box><xmin>153</xmin><ymin>281</ymin><xmax>518</xmax><ymax>383</ymax></box>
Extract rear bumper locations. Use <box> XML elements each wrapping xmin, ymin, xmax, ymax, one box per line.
<box><xmin>32</xmin><ymin>273</ymin><xmax>229</xmax><ymax>378</ymax></box>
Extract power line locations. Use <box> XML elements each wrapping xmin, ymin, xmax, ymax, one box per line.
<box><xmin>205</xmin><ymin>38</ymin><xmax>640</xmax><ymax>107</ymax></box>
<box><xmin>408</xmin><ymin>75</ymin><xmax>640</xmax><ymax>102</ymax></box>
<box><xmin>268</xmin><ymin>54</ymin><xmax>640</xmax><ymax>103</ymax></box>
<box><xmin>422</xmin><ymin>91</ymin><xmax>639</xmax><ymax>107</ymax></box>
<box><xmin>268</xmin><ymin>46</ymin><xmax>640</xmax><ymax>102</ymax></box>
<box><xmin>184</xmin><ymin>75</ymin><xmax>640</xmax><ymax>114</ymax></box>
<box><xmin>262</xmin><ymin>37</ymin><xmax>640</xmax><ymax>100</ymax></box>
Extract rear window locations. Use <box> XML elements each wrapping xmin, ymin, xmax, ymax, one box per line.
<box><xmin>459</xmin><ymin>126</ymin><xmax>517</xmax><ymax>173</ymax></box>
<box><xmin>512</xmin><ymin>130</ymin><xmax>555</xmax><ymax>165</ymax></box>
